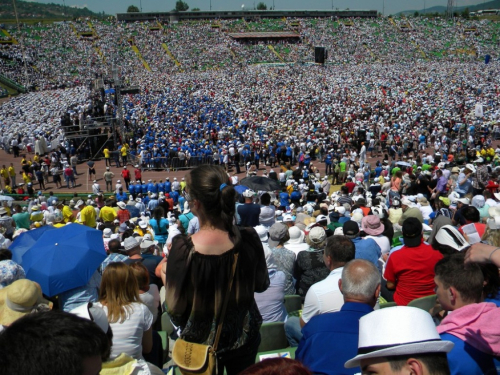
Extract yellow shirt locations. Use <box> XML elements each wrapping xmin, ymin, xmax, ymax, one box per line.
<box><xmin>103</xmin><ymin>148</ymin><xmax>110</xmax><ymax>158</ymax></box>
<box><xmin>121</xmin><ymin>146</ymin><xmax>128</xmax><ymax>157</ymax></box>
<box><xmin>99</xmin><ymin>206</ymin><xmax>117</xmax><ymax>223</ymax></box>
<box><xmin>0</xmin><ymin>169</ymin><xmax>8</xmax><ymax>179</ymax></box>
<box><xmin>62</xmin><ymin>205</ymin><xmax>75</xmax><ymax>223</ymax></box>
<box><xmin>8</xmin><ymin>166</ymin><xmax>15</xmax><ymax>177</ymax></box>
<box><xmin>33</xmin><ymin>155</ymin><xmax>39</xmax><ymax>163</ymax></box>
<box><xmin>30</xmin><ymin>212</ymin><xmax>44</xmax><ymax>222</ymax></box>
<box><xmin>22</xmin><ymin>173</ymin><xmax>31</xmax><ymax>184</ymax></box>
<box><xmin>80</xmin><ymin>206</ymin><xmax>97</xmax><ymax>228</ymax></box>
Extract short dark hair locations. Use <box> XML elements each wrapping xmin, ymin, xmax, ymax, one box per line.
<box><xmin>478</xmin><ymin>262</ymin><xmax>500</xmax><ymax>300</ymax></box>
<box><xmin>0</xmin><ymin>311</ymin><xmax>111</xmax><ymax>375</ymax></box>
<box><xmin>107</xmin><ymin>238</ymin><xmax>122</xmax><ymax>253</ymax></box>
<box><xmin>325</xmin><ymin>235</ymin><xmax>355</xmax><ymax>264</ymax></box>
<box><xmin>341</xmin><ymin>186</ymin><xmax>349</xmax><ymax>195</ymax></box>
<box><xmin>386</xmin><ymin>353</ymin><xmax>450</xmax><ymax>374</ymax></box>
<box><xmin>260</xmin><ymin>193</ymin><xmax>271</xmax><ymax>205</ymax></box>
<box><xmin>462</xmin><ymin>206</ymin><xmax>480</xmax><ymax>223</ymax></box>
<box><xmin>434</xmin><ymin>253</ymin><xmax>484</xmax><ymax>303</ymax></box>
<box><xmin>0</xmin><ymin>248</ymin><xmax>12</xmax><ymax>261</ymax></box>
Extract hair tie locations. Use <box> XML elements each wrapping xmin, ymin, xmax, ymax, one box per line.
<box><xmin>220</xmin><ymin>183</ymin><xmax>227</xmax><ymax>191</ymax></box>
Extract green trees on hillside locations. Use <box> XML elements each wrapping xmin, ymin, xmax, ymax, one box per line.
<box><xmin>127</xmin><ymin>5</ymin><xmax>140</xmax><ymax>12</ymax></box>
<box><xmin>175</xmin><ymin>1</ymin><xmax>189</xmax><ymax>11</ymax></box>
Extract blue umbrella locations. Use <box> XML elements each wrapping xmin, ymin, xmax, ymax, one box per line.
<box><xmin>21</xmin><ymin>225</ymin><xmax>106</xmax><ymax>297</ymax></box>
<box><xmin>234</xmin><ymin>185</ymin><xmax>249</xmax><ymax>194</ymax></box>
<box><xmin>9</xmin><ymin>226</ymin><xmax>56</xmax><ymax>265</ymax></box>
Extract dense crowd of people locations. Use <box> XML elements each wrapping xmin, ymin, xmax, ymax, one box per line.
<box><xmin>1</xmin><ymin>13</ymin><xmax>500</xmax><ymax>375</ymax></box>
<box><xmin>1</xmin><ymin>16</ymin><xmax>499</xmax><ymax>89</ymax></box>
<box><xmin>0</xmin><ymin>145</ymin><xmax>500</xmax><ymax>373</ymax></box>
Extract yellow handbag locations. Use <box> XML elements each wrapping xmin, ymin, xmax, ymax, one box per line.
<box><xmin>172</xmin><ymin>339</ymin><xmax>216</xmax><ymax>375</ymax></box>
<box><xmin>172</xmin><ymin>252</ymin><xmax>239</xmax><ymax>375</ymax></box>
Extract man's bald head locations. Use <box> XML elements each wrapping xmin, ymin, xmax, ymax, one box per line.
<box><xmin>340</xmin><ymin>259</ymin><xmax>380</xmax><ymax>306</ymax></box>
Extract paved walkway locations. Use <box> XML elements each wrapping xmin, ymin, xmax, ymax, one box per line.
<box><xmin>0</xmin><ymin>144</ymin><xmax>486</xmax><ymax>196</ymax></box>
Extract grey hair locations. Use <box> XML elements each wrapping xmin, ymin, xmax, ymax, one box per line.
<box><xmin>341</xmin><ymin>259</ymin><xmax>380</xmax><ymax>300</ymax></box>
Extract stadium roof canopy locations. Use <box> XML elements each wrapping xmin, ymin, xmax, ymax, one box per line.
<box><xmin>227</xmin><ymin>32</ymin><xmax>300</xmax><ymax>39</ymax></box>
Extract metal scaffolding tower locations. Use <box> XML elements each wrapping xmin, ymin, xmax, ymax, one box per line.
<box><xmin>446</xmin><ymin>0</ymin><xmax>455</xmax><ymax>18</ymax></box>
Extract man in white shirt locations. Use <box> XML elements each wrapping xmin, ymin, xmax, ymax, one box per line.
<box><xmin>284</xmin><ymin>235</ymin><xmax>356</xmax><ymax>346</ymax></box>
<box><xmin>92</xmin><ymin>180</ymin><xmax>101</xmax><ymax>195</ymax></box>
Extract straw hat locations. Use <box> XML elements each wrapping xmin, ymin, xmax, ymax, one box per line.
<box><xmin>0</xmin><ymin>279</ymin><xmax>51</xmax><ymax>326</ymax></box>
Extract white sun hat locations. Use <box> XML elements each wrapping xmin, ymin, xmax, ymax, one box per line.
<box><xmin>344</xmin><ymin>307</ymin><xmax>454</xmax><ymax>368</ymax></box>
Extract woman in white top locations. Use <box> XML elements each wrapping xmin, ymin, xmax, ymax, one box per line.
<box><xmin>96</xmin><ymin>262</ymin><xmax>153</xmax><ymax>361</ymax></box>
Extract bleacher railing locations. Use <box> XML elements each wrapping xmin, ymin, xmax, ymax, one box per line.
<box><xmin>0</xmin><ymin>73</ymin><xmax>26</xmax><ymax>93</ymax></box>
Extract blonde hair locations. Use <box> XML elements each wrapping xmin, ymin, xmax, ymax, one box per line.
<box><xmin>482</xmin><ymin>227</ymin><xmax>500</xmax><ymax>247</ymax></box>
<box><xmin>99</xmin><ymin>263</ymin><xmax>140</xmax><ymax>323</ymax></box>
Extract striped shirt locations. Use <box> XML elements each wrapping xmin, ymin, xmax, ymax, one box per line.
<box><xmin>95</xmin><ymin>302</ymin><xmax>153</xmax><ymax>360</ymax></box>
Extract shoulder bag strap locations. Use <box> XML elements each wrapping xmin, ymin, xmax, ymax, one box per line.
<box><xmin>212</xmin><ymin>251</ymin><xmax>239</xmax><ymax>352</ymax></box>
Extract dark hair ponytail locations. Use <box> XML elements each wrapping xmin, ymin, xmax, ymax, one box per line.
<box><xmin>188</xmin><ymin>165</ymin><xmax>240</xmax><ymax>244</ymax></box>
<box><xmin>220</xmin><ymin>184</ymin><xmax>241</xmax><ymax>244</ymax></box>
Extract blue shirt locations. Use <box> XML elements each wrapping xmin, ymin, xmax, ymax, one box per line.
<box><xmin>116</xmin><ymin>192</ymin><xmax>128</xmax><ymax>202</ymax></box>
<box><xmin>279</xmin><ymin>192</ymin><xmax>289</xmax><ymax>207</ymax></box>
<box><xmin>351</xmin><ymin>237</ymin><xmax>381</xmax><ymax>268</ymax></box>
<box><xmin>440</xmin><ymin>332</ymin><xmax>498</xmax><ymax>375</ymax></box>
<box><xmin>455</xmin><ymin>173</ymin><xmax>472</xmax><ymax>196</ymax></box>
<box><xmin>149</xmin><ymin>217</ymin><xmax>169</xmax><ymax>244</ymax></box>
<box><xmin>164</xmin><ymin>181</ymin><xmax>172</xmax><ymax>193</ymax></box>
<box><xmin>254</xmin><ymin>269</ymin><xmax>287</xmax><ymax>324</ymax></box>
<box><xmin>125</xmin><ymin>204</ymin><xmax>140</xmax><ymax>218</ymax></box>
<box><xmin>170</xmin><ymin>190</ymin><xmax>180</xmax><ymax>204</ymax></box>
<box><xmin>59</xmin><ymin>271</ymin><xmax>101</xmax><ymax>312</ymax></box>
<box><xmin>296</xmin><ymin>302</ymin><xmax>373</xmax><ymax>375</ymax></box>
<box><xmin>339</xmin><ymin>217</ymin><xmax>350</xmax><ymax>224</ymax></box>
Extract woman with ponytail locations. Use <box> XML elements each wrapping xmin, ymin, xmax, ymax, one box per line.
<box><xmin>165</xmin><ymin>165</ymin><xmax>269</xmax><ymax>374</ymax></box>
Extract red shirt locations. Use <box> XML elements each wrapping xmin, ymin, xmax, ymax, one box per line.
<box><xmin>360</xmin><ymin>206</ymin><xmax>370</xmax><ymax>216</ymax></box>
<box><xmin>345</xmin><ymin>182</ymin><xmax>356</xmax><ymax>194</ymax></box>
<box><xmin>117</xmin><ymin>208</ymin><xmax>130</xmax><ymax>224</ymax></box>
<box><xmin>458</xmin><ymin>223</ymin><xmax>486</xmax><ymax>240</ymax></box>
<box><xmin>165</xmin><ymin>198</ymin><xmax>174</xmax><ymax>209</ymax></box>
<box><xmin>121</xmin><ymin>169</ymin><xmax>131</xmax><ymax>180</ymax></box>
<box><xmin>384</xmin><ymin>242</ymin><xmax>443</xmax><ymax>306</ymax></box>
<box><xmin>134</xmin><ymin>169</ymin><xmax>142</xmax><ymax>180</ymax></box>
